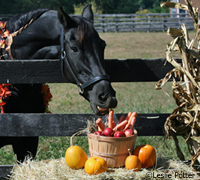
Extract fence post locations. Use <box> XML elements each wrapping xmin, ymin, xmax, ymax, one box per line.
<box><xmin>102</xmin><ymin>15</ymin><xmax>105</xmax><ymax>33</ymax></box>
<box><xmin>162</xmin><ymin>14</ymin><xmax>165</xmax><ymax>32</ymax></box>
<box><xmin>115</xmin><ymin>15</ymin><xmax>118</xmax><ymax>32</ymax></box>
<box><xmin>148</xmin><ymin>14</ymin><xmax>150</xmax><ymax>33</ymax></box>
<box><xmin>132</xmin><ymin>14</ymin><xmax>135</xmax><ymax>32</ymax></box>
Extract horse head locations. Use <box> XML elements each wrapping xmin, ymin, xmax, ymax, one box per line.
<box><xmin>58</xmin><ymin>5</ymin><xmax>117</xmax><ymax>115</ymax></box>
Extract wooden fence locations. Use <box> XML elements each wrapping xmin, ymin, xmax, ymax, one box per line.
<box><xmin>0</xmin><ymin>13</ymin><xmax>194</xmax><ymax>32</ymax></box>
<box><xmin>0</xmin><ymin>58</ymin><xmax>179</xmax><ymax>179</ymax></box>
<box><xmin>94</xmin><ymin>13</ymin><xmax>194</xmax><ymax>32</ymax></box>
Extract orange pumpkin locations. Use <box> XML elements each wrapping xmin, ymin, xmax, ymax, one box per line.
<box><xmin>65</xmin><ymin>145</ymin><xmax>88</xmax><ymax>169</ymax></box>
<box><xmin>85</xmin><ymin>157</ymin><xmax>108</xmax><ymax>175</ymax></box>
<box><xmin>133</xmin><ymin>144</ymin><xmax>156</xmax><ymax>168</ymax></box>
<box><xmin>125</xmin><ymin>149</ymin><xmax>141</xmax><ymax>171</ymax></box>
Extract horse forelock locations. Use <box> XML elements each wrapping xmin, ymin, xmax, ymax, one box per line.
<box><xmin>6</xmin><ymin>9</ymin><xmax>49</xmax><ymax>33</ymax></box>
<box><xmin>73</xmin><ymin>16</ymin><xmax>94</xmax><ymax>43</ymax></box>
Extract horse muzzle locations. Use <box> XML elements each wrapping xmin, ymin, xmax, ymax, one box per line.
<box><xmin>91</xmin><ymin>96</ymin><xmax>118</xmax><ymax>116</ymax></box>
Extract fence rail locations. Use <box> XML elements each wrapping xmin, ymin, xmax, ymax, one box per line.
<box><xmin>0</xmin><ymin>113</ymin><xmax>169</xmax><ymax>137</ymax></box>
<box><xmin>0</xmin><ymin>58</ymin><xmax>180</xmax><ymax>84</ymax></box>
<box><xmin>0</xmin><ymin>13</ymin><xmax>194</xmax><ymax>32</ymax></box>
<box><xmin>0</xmin><ymin>58</ymin><xmax>177</xmax><ymax>179</ymax></box>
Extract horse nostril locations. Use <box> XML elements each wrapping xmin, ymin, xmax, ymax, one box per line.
<box><xmin>98</xmin><ymin>93</ymin><xmax>107</xmax><ymax>102</ymax></box>
<box><xmin>108</xmin><ymin>97</ymin><xmax>118</xmax><ymax>108</ymax></box>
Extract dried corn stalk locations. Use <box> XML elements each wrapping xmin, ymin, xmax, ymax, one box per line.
<box><xmin>157</xmin><ymin>0</ymin><xmax>200</xmax><ymax>166</ymax></box>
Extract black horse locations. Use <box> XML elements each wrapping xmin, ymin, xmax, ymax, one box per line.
<box><xmin>0</xmin><ymin>5</ymin><xmax>117</xmax><ymax>162</ymax></box>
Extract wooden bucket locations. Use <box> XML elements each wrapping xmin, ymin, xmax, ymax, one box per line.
<box><xmin>87</xmin><ymin>129</ymin><xmax>137</xmax><ymax>168</ymax></box>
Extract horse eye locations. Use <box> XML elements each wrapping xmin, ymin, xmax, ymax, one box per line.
<box><xmin>71</xmin><ymin>47</ymin><xmax>78</xmax><ymax>52</ymax></box>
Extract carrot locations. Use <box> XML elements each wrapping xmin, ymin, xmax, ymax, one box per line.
<box><xmin>129</xmin><ymin>117</ymin><xmax>136</xmax><ymax>130</ymax></box>
<box><xmin>123</xmin><ymin>118</ymin><xmax>133</xmax><ymax>132</ymax></box>
<box><xmin>112</xmin><ymin>118</ymin><xmax>116</xmax><ymax>128</ymax></box>
<box><xmin>128</xmin><ymin>112</ymin><xmax>137</xmax><ymax>130</ymax></box>
<box><xmin>98</xmin><ymin>126</ymin><xmax>102</xmax><ymax>132</ymax></box>
<box><xmin>96</xmin><ymin>118</ymin><xmax>105</xmax><ymax>132</ymax></box>
<box><xmin>125</xmin><ymin>112</ymin><xmax>132</xmax><ymax>121</ymax></box>
<box><xmin>108</xmin><ymin>110</ymin><xmax>114</xmax><ymax>128</ymax></box>
<box><xmin>123</xmin><ymin>112</ymin><xmax>138</xmax><ymax>131</ymax></box>
<box><xmin>117</xmin><ymin>115</ymin><xmax>125</xmax><ymax>125</ymax></box>
<box><xmin>113</xmin><ymin>120</ymin><xmax>128</xmax><ymax>131</ymax></box>
<box><xmin>132</xmin><ymin>112</ymin><xmax>137</xmax><ymax>118</ymax></box>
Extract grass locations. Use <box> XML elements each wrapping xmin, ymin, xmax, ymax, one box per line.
<box><xmin>102</xmin><ymin>32</ymin><xmax>169</xmax><ymax>59</ymax></box>
<box><xmin>0</xmin><ymin>32</ymin><xmax>196</xmax><ymax>165</ymax></box>
<box><xmin>47</xmin><ymin>81</ymin><xmax>176</xmax><ymax>114</ymax></box>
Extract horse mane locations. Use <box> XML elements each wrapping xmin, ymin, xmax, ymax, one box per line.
<box><xmin>6</xmin><ymin>9</ymin><xmax>50</xmax><ymax>33</ymax></box>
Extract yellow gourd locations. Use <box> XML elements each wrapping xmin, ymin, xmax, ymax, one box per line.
<box><xmin>85</xmin><ymin>157</ymin><xmax>108</xmax><ymax>175</ymax></box>
<box><xmin>65</xmin><ymin>136</ymin><xmax>88</xmax><ymax>169</ymax></box>
<box><xmin>125</xmin><ymin>149</ymin><xmax>141</xmax><ymax>171</ymax></box>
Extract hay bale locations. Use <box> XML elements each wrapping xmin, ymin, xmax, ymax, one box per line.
<box><xmin>8</xmin><ymin>157</ymin><xmax>200</xmax><ymax>180</ymax></box>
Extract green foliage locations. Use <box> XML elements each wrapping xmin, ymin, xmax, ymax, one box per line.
<box><xmin>138</xmin><ymin>0</ymin><xmax>163</xmax><ymax>10</ymax></box>
<box><xmin>135</xmin><ymin>9</ymin><xmax>149</xmax><ymax>15</ymax></box>
<box><xmin>74</xmin><ymin>0</ymin><xmax>102</xmax><ymax>15</ymax></box>
<box><xmin>137</xmin><ymin>0</ymin><xmax>170</xmax><ymax>14</ymax></box>
<box><xmin>94</xmin><ymin>0</ymin><xmax>140</xmax><ymax>14</ymax></box>
<box><xmin>0</xmin><ymin>0</ymin><xmax>75</xmax><ymax>14</ymax></box>
<box><xmin>149</xmin><ymin>4</ymin><xmax>170</xmax><ymax>13</ymax></box>
<box><xmin>116</xmin><ymin>0</ymin><xmax>140</xmax><ymax>14</ymax></box>
<box><xmin>0</xmin><ymin>0</ymin><xmax>169</xmax><ymax>14</ymax></box>
<box><xmin>94</xmin><ymin>0</ymin><xmax>170</xmax><ymax>14</ymax></box>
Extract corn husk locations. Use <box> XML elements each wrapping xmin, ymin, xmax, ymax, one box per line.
<box><xmin>156</xmin><ymin>0</ymin><xmax>200</xmax><ymax>166</ymax></box>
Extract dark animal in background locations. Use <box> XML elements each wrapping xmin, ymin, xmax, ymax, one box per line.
<box><xmin>0</xmin><ymin>5</ymin><xmax>117</xmax><ymax>162</ymax></box>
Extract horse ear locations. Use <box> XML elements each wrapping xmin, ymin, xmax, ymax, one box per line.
<box><xmin>58</xmin><ymin>7</ymin><xmax>76</xmax><ymax>28</ymax></box>
<box><xmin>82</xmin><ymin>4</ymin><xmax>94</xmax><ymax>24</ymax></box>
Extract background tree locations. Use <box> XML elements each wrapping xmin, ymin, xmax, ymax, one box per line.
<box><xmin>138</xmin><ymin>0</ymin><xmax>169</xmax><ymax>13</ymax></box>
<box><xmin>0</xmin><ymin>0</ymin><xmax>75</xmax><ymax>14</ymax></box>
<box><xmin>94</xmin><ymin>0</ymin><xmax>140</xmax><ymax>14</ymax></box>
<box><xmin>0</xmin><ymin>0</ymin><xmax>169</xmax><ymax>14</ymax></box>
<box><xmin>73</xmin><ymin>0</ymin><xmax>102</xmax><ymax>14</ymax></box>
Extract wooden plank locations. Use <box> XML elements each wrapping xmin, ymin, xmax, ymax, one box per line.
<box><xmin>0</xmin><ymin>113</ymin><xmax>169</xmax><ymax>136</ymax></box>
<box><xmin>0</xmin><ymin>60</ymin><xmax>67</xmax><ymax>84</ymax></box>
<box><xmin>105</xmin><ymin>58</ymin><xmax>180</xmax><ymax>82</ymax></box>
<box><xmin>0</xmin><ymin>58</ymin><xmax>179</xmax><ymax>84</ymax></box>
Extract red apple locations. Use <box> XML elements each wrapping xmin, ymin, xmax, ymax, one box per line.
<box><xmin>103</xmin><ymin>127</ymin><xmax>114</xmax><ymax>137</ymax></box>
<box><xmin>94</xmin><ymin>131</ymin><xmax>102</xmax><ymax>136</ymax></box>
<box><xmin>124</xmin><ymin>129</ymin><xmax>134</xmax><ymax>137</ymax></box>
<box><xmin>114</xmin><ymin>131</ymin><xmax>125</xmax><ymax>137</ymax></box>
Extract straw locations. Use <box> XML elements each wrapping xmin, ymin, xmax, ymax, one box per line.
<box><xmin>8</xmin><ymin>157</ymin><xmax>200</xmax><ymax>180</ymax></box>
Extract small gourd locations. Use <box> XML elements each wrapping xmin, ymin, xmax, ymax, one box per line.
<box><xmin>125</xmin><ymin>149</ymin><xmax>141</xmax><ymax>171</ymax></box>
<box><xmin>85</xmin><ymin>157</ymin><xmax>108</xmax><ymax>175</ymax></box>
<box><xmin>65</xmin><ymin>136</ymin><xmax>88</xmax><ymax>169</ymax></box>
<box><xmin>133</xmin><ymin>144</ymin><xmax>156</xmax><ymax>168</ymax></box>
